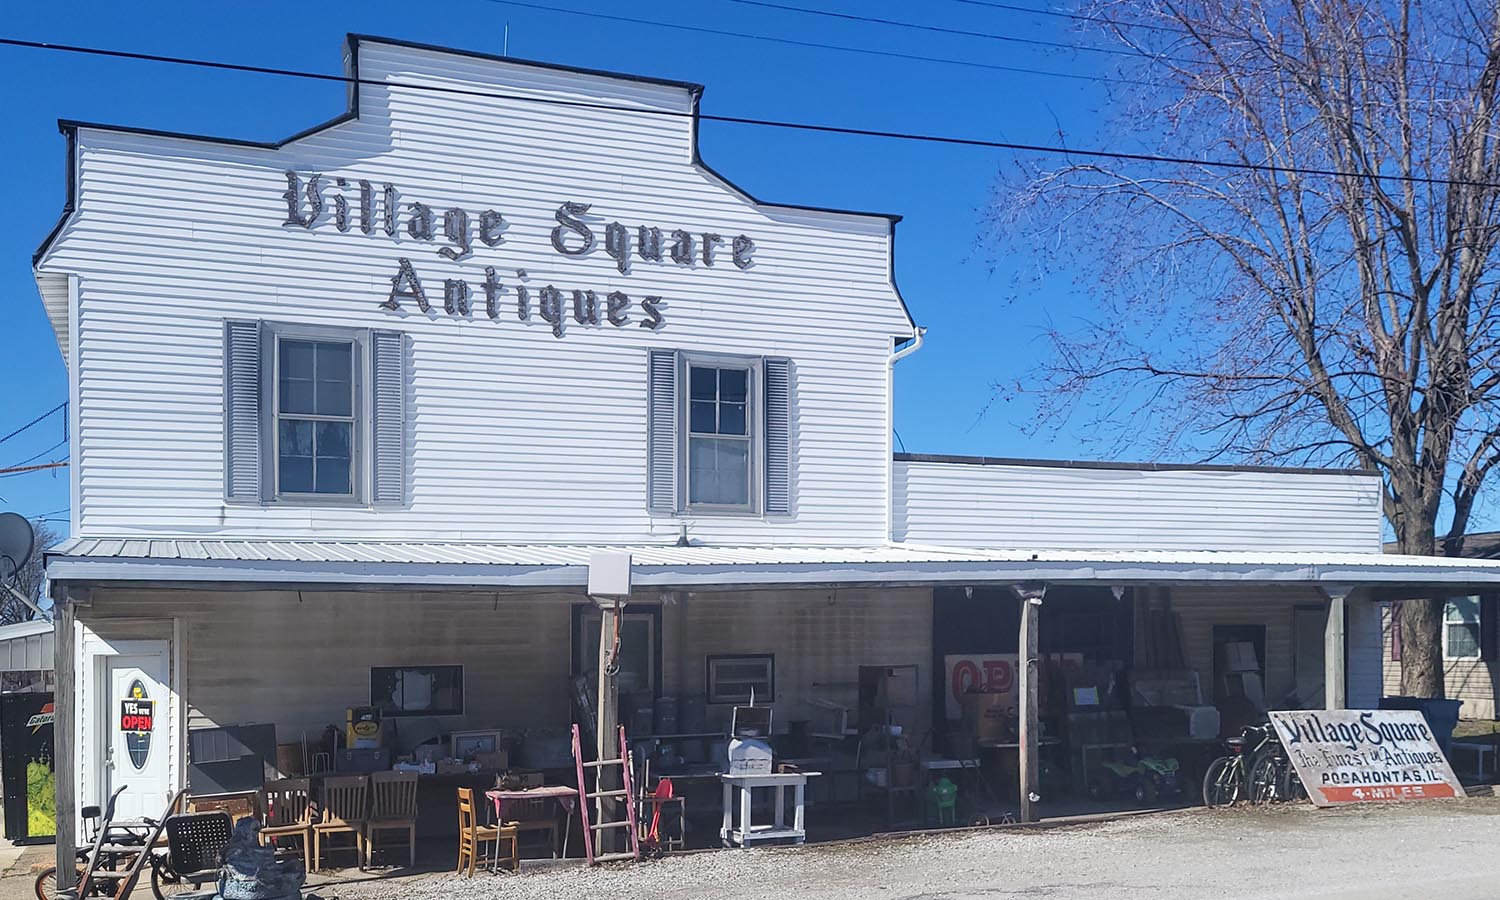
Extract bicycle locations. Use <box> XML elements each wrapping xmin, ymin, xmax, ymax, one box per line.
<box><xmin>34</xmin><ymin>787</ymin><xmax>198</xmax><ymax>900</ymax></box>
<box><xmin>1202</xmin><ymin>723</ymin><xmax>1277</xmax><ymax>807</ymax></box>
<box><xmin>1248</xmin><ymin>729</ymin><xmax>1306</xmax><ymax>804</ymax></box>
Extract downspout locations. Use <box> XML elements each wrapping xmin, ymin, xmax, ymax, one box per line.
<box><xmin>887</xmin><ymin>326</ymin><xmax>927</xmax><ymax>544</ymax></box>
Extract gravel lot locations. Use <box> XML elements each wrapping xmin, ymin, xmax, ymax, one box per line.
<box><xmin>320</xmin><ymin>800</ymin><xmax>1500</xmax><ymax>900</ymax></box>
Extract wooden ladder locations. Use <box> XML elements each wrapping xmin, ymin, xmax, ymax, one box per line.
<box><xmin>571</xmin><ymin>723</ymin><xmax>640</xmax><ymax>865</ymax></box>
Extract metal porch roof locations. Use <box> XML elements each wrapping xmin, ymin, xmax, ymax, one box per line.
<box><xmin>43</xmin><ymin>538</ymin><xmax>1500</xmax><ymax>592</ymax></box>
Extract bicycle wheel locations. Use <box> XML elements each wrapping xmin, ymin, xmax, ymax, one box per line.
<box><xmin>150</xmin><ymin>854</ymin><xmax>200</xmax><ymax>900</ymax></box>
<box><xmin>1202</xmin><ymin>756</ymin><xmax>1241</xmax><ymax>807</ymax></box>
<box><xmin>35</xmin><ymin>866</ymin><xmax>87</xmax><ymax>900</ymax></box>
<box><xmin>1248</xmin><ymin>754</ymin><xmax>1282</xmax><ymax>804</ymax></box>
<box><xmin>1279</xmin><ymin>762</ymin><xmax>1308</xmax><ymax>802</ymax></box>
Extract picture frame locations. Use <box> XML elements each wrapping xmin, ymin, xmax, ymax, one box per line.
<box><xmin>450</xmin><ymin>729</ymin><xmax>503</xmax><ymax>759</ymax></box>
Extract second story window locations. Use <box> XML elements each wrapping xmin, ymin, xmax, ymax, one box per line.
<box><xmin>276</xmin><ymin>338</ymin><xmax>356</xmax><ymax>497</ymax></box>
<box><xmin>688</xmin><ymin>363</ymin><xmax>754</xmax><ymax>509</ymax></box>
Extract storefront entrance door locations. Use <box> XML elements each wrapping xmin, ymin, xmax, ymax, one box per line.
<box><xmin>101</xmin><ymin>644</ymin><xmax>170</xmax><ymax>821</ymax></box>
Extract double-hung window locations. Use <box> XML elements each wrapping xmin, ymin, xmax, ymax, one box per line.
<box><xmin>1444</xmin><ymin>596</ymin><xmax>1482</xmax><ymax>660</ymax></box>
<box><xmin>223</xmin><ymin>320</ymin><xmax>406</xmax><ymax>505</ymax></box>
<box><xmin>688</xmin><ymin>362</ymin><xmax>755</xmax><ymax>510</ymax></box>
<box><xmin>275</xmin><ymin>337</ymin><xmax>356</xmax><ymax>497</ymax></box>
<box><xmin>646</xmin><ymin>349</ymin><xmax>791</xmax><ymax>517</ymax></box>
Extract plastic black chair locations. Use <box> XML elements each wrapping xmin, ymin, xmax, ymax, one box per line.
<box><xmin>155</xmin><ymin>811</ymin><xmax>233</xmax><ymax>897</ymax></box>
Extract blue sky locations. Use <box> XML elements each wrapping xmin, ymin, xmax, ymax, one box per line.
<box><xmin>0</xmin><ymin>0</ymin><xmax>1132</xmax><ymax>535</ymax></box>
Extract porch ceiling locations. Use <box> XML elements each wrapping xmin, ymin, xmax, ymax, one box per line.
<box><xmin>43</xmin><ymin>537</ymin><xmax>1500</xmax><ymax>593</ymax></box>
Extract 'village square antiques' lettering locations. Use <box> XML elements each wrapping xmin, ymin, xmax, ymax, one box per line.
<box><xmin>281</xmin><ymin>172</ymin><xmax>757</xmax><ymax>338</ymax></box>
<box><xmin>1268</xmin><ymin>709</ymin><xmax>1463</xmax><ymax>806</ymax></box>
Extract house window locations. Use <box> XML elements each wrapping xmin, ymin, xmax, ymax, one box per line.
<box><xmin>577</xmin><ymin>612</ymin><xmax>658</xmax><ymax>696</ymax></box>
<box><xmin>686</xmin><ymin>362</ymin><xmax>755</xmax><ymax>510</ymax></box>
<box><xmin>707</xmin><ymin>654</ymin><xmax>775</xmax><ymax>705</ymax></box>
<box><xmin>1444</xmin><ymin>597</ymin><xmax>1481</xmax><ymax>660</ymax></box>
<box><xmin>275</xmin><ymin>337</ymin><xmax>356</xmax><ymax>497</ymax></box>
<box><xmin>370</xmin><ymin>665</ymin><xmax>464</xmax><ymax>716</ymax></box>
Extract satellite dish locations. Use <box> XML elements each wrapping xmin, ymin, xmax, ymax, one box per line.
<box><xmin>0</xmin><ymin>513</ymin><xmax>35</xmax><ymax>583</ymax></box>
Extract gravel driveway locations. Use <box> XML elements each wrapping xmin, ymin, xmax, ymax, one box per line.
<box><xmin>321</xmin><ymin>800</ymin><xmax>1500</xmax><ymax>900</ymax></box>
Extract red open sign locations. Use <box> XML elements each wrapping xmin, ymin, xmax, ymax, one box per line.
<box><xmin>120</xmin><ymin>699</ymin><xmax>154</xmax><ymax>733</ymax></box>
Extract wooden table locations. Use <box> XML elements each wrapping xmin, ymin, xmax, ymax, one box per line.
<box><xmin>719</xmin><ymin>771</ymin><xmax>819</xmax><ymax>848</ymax></box>
<box><xmin>485</xmin><ymin>786</ymin><xmax>578</xmax><ymax>860</ymax></box>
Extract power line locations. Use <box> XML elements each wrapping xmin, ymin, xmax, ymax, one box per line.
<box><xmin>4</xmin><ymin>36</ymin><xmax>1499</xmax><ymax>191</ymax></box>
<box><xmin>728</xmin><ymin>0</ymin><xmax>1152</xmax><ymax>61</ymax></box>
<box><xmin>4</xmin><ymin>440</ymin><xmax>67</xmax><ymax>472</ymax></box>
<box><xmin>0</xmin><ymin>402</ymin><xmax>64</xmax><ymax>448</ymax></box>
<box><xmin>476</xmin><ymin>0</ymin><xmax>1146</xmax><ymax>86</ymax></box>
<box><xmin>0</xmin><ymin>461</ymin><xmax>68</xmax><ymax>477</ymax></box>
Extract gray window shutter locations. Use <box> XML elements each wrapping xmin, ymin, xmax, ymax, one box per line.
<box><xmin>223</xmin><ymin>320</ymin><xmax>263</xmax><ymax>502</ymax></box>
<box><xmin>647</xmin><ymin>349</ymin><xmax>679</xmax><ymax>513</ymax></box>
<box><xmin>764</xmin><ymin>357</ymin><xmax>792</xmax><ymax>514</ymax></box>
<box><xmin>370</xmin><ymin>329</ymin><xmax>407</xmax><ymax>505</ymax></box>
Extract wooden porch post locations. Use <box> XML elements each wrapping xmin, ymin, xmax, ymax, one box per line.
<box><xmin>1323</xmin><ymin>585</ymin><xmax>1352</xmax><ymax>710</ymax></box>
<box><xmin>1011</xmin><ymin>582</ymin><xmax>1047</xmax><ymax>823</ymax></box>
<box><xmin>52</xmin><ymin>586</ymin><xmax>76</xmax><ymax>892</ymax></box>
<box><xmin>595</xmin><ymin>598</ymin><xmax>621</xmax><ymax>853</ymax></box>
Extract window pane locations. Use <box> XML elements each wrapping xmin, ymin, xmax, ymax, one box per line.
<box><xmin>720</xmin><ymin>402</ymin><xmax>747</xmax><ymax>436</ymax></box>
<box><xmin>1449</xmin><ymin>623</ymin><xmax>1481</xmax><ymax>659</ymax></box>
<box><xmin>689</xmin><ymin>437</ymin><xmax>750</xmax><ymax>505</ymax></box>
<box><xmin>1446</xmin><ymin>597</ymin><xmax>1480</xmax><ymax>623</ymax></box>
<box><xmin>720</xmin><ymin>369</ymin><xmax>748</xmax><ymax>403</ymax></box>
<box><xmin>278</xmin><ymin>418</ymin><xmax>314</xmax><ymax>495</ymax></box>
<box><xmin>689</xmin><ymin>366</ymin><xmax>717</xmax><ymax>401</ymax></box>
<box><xmin>279</xmin><ymin>377</ymin><xmax>315</xmax><ymax>416</ymax></box>
<box><xmin>314</xmin><ymin>342</ymin><xmax>354</xmax><ymax>416</ymax></box>
<box><xmin>314</xmin><ymin>421</ymin><xmax>352</xmax><ymax>494</ymax></box>
<box><xmin>690</xmin><ymin>400</ymin><xmax>718</xmax><ymax>434</ymax></box>
<box><xmin>280</xmin><ymin>340</ymin><xmax>314</xmax><ymax>379</ymax></box>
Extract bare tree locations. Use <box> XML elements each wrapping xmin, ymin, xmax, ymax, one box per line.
<box><xmin>2</xmin><ymin>519</ymin><xmax>57</xmax><ymax>625</ymax></box>
<box><xmin>993</xmin><ymin>0</ymin><xmax>1500</xmax><ymax>697</ymax></box>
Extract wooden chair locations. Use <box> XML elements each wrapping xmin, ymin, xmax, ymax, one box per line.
<box><xmin>260</xmin><ymin>778</ymin><xmax>315</xmax><ymax>859</ymax></box>
<box><xmin>502</xmin><ymin>796</ymin><xmax>561</xmax><ymax>859</ymax></box>
<box><xmin>312</xmin><ymin>775</ymin><xmax>368</xmax><ymax>871</ymax></box>
<box><xmin>365</xmin><ymin>771</ymin><xmax>419</xmax><ymax>868</ymax></box>
<box><xmin>457</xmin><ymin>787</ymin><xmax>518</xmax><ymax>877</ymax></box>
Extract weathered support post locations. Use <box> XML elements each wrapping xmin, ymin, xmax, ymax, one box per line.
<box><xmin>52</xmin><ymin>585</ymin><xmax>76</xmax><ymax>892</ymax></box>
<box><xmin>588</xmin><ymin>552</ymin><xmax>632</xmax><ymax>854</ymax></box>
<box><xmin>1323</xmin><ymin>585</ymin><xmax>1351</xmax><ymax>710</ymax></box>
<box><xmin>1012</xmin><ymin>582</ymin><xmax>1047</xmax><ymax>823</ymax></box>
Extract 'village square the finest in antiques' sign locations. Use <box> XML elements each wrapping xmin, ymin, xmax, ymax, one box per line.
<box><xmin>281</xmin><ymin>171</ymin><xmax>758</xmax><ymax>338</ymax></box>
<box><xmin>1269</xmin><ymin>710</ymin><xmax>1463</xmax><ymax>806</ymax></box>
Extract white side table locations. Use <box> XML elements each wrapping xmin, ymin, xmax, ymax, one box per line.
<box><xmin>720</xmin><ymin>771</ymin><xmax>821</xmax><ymax>847</ymax></box>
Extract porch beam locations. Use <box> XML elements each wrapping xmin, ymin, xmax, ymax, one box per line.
<box><xmin>1011</xmin><ymin>581</ymin><xmax>1047</xmax><ymax>823</ymax></box>
<box><xmin>51</xmin><ymin>585</ymin><xmax>76</xmax><ymax>892</ymax></box>
<box><xmin>1322</xmin><ymin>585</ymin><xmax>1352</xmax><ymax>710</ymax></box>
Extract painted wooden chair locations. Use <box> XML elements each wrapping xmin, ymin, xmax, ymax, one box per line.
<box><xmin>456</xmin><ymin>787</ymin><xmax>517</xmax><ymax>876</ymax></box>
<box><xmin>312</xmin><ymin>775</ymin><xmax>368</xmax><ymax>871</ymax></box>
<box><xmin>259</xmin><ymin>778</ymin><xmax>315</xmax><ymax>859</ymax></box>
<box><xmin>364</xmin><ymin>771</ymin><xmax>419</xmax><ymax>868</ymax></box>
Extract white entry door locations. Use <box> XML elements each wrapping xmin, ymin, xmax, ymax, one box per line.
<box><xmin>102</xmin><ymin>646</ymin><xmax>171</xmax><ymax>821</ymax></box>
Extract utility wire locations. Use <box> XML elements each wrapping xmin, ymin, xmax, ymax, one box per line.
<box><xmin>4</xmin><ymin>36</ymin><xmax>1500</xmax><ymax>190</ymax></box>
<box><xmin>728</xmin><ymin>0</ymin><xmax>1156</xmax><ymax>60</ymax></box>
<box><xmin>475</xmin><ymin>0</ymin><xmax>1146</xmax><ymax>86</ymax></box>
<box><xmin>0</xmin><ymin>461</ymin><xmax>68</xmax><ymax>477</ymax></box>
<box><xmin>4</xmin><ymin>440</ymin><xmax>67</xmax><ymax>472</ymax></box>
<box><xmin>0</xmin><ymin>402</ymin><xmax>64</xmax><ymax>448</ymax></box>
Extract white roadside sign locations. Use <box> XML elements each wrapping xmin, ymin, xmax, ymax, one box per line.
<box><xmin>1269</xmin><ymin>709</ymin><xmax>1463</xmax><ymax>806</ymax></box>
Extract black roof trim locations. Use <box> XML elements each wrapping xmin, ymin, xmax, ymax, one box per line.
<box><xmin>893</xmin><ymin>452</ymin><xmax>1377</xmax><ymax>478</ymax></box>
<box><xmin>33</xmin><ymin>30</ymin><xmax>916</xmax><ymax>336</ymax></box>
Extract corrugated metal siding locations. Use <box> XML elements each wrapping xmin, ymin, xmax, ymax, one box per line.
<box><xmin>893</xmin><ymin>460</ymin><xmax>1383</xmax><ymax>553</ymax></box>
<box><xmin>39</xmin><ymin>40</ymin><xmax>909</xmax><ymax>546</ymax></box>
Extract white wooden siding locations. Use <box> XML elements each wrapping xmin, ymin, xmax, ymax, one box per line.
<box><xmin>893</xmin><ymin>458</ymin><xmax>1383</xmax><ymax>553</ymax></box>
<box><xmin>34</xmin><ymin>273</ymin><xmax>69</xmax><ymax>364</ymax></box>
<box><xmin>38</xmin><ymin>39</ymin><xmax>911</xmax><ymax>546</ymax></box>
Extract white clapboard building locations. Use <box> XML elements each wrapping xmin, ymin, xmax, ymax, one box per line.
<box><xmin>30</xmin><ymin>36</ymin><xmax>1500</xmax><ymax>852</ymax></box>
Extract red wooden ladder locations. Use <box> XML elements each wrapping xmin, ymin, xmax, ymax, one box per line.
<box><xmin>572</xmin><ymin>723</ymin><xmax>641</xmax><ymax>865</ymax></box>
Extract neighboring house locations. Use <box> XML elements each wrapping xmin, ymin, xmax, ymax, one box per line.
<box><xmin>29</xmin><ymin>36</ymin><xmax>1500</xmax><ymax>853</ymax></box>
<box><xmin>1383</xmin><ymin>533</ymin><xmax>1500</xmax><ymax>719</ymax></box>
